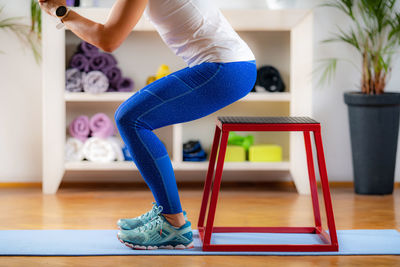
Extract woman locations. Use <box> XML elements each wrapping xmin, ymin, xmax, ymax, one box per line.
<box><xmin>39</xmin><ymin>0</ymin><xmax>256</xmax><ymax>250</ymax></box>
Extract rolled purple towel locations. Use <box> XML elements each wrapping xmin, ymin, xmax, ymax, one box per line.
<box><xmin>65</xmin><ymin>68</ymin><xmax>83</xmax><ymax>92</ymax></box>
<box><xmin>69</xmin><ymin>53</ymin><xmax>90</xmax><ymax>72</ymax></box>
<box><xmin>82</xmin><ymin>71</ymin><xmax>109</xmax><ymax>94</ymax></box>
<box><xmin>116</xmin><ymin>77</ymin><xmax>134</xmax><ymax>92</ymax></box>
<box><xmin>89</xmin><ymin>113</ymin><xmax>116</xmax><ymax>139</ymax></box>
<box><xmin>105</xmin><ymin>66</ymin><xmax>122</xmax><ymax>88</ymax></box>
<box><xmin>78</xmin><ymin>41</ymin><xmax>99</xmax><ymax>58</ymax></box>
<box><xmin>88</xmin><ymin>54</ymin><xmax>109</xmax><ymax>72</ymax></box>
<box><xmin>69</xmin><ymin>115</ymin><xmax>90</xmax><ymax>142</ymax></box>
<box><xmin>103</xmin><ymin>53</ymin><xmax>118</xmax><ymax>67</ymax></box>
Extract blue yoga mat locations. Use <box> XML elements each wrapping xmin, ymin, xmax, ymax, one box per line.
<box><xmin>0</xmin><ymin>229</ymin><xmax>399</xmax><ymax>256</ymax></box>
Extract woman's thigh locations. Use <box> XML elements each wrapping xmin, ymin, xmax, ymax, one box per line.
<box><xmin>115</xmin><ymin>61</ymin><xmax>257</xmax><ymax>130</ymax></box>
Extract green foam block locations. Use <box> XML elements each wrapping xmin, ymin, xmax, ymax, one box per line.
<box><xmin>216</xmin><ymin>145</ymin><xmax>246</xmax><ymax>162</ymax></box>
<box><xmin>249</xmin><ymin>145</ymin><xmax>282</xmax><ymax>162</ymax></box>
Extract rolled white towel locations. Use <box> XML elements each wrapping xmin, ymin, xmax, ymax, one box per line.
<box><xmin>108</xmin><ymin>136</ymin><xmax>125</xmax><ymax>162</ymax></box>
<box><xmin>82</xmin><ymin>137</ymin><xmax>116</xmax><ymax>163</ymax></box>
<box><xmin>82</xmin><ymin>70</ymin><xmax>109</xmax><ymax>94</ymax></box>
<box><xmin>65</xmin><ymin>137</ymin><xmax>85</xmax><ymax>162</ymax></box>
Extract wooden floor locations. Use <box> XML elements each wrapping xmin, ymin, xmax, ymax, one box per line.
<box><xmin>0</xmin><ymin>182</ymin><xmax>399</xmax><ymax>266</ymax></box>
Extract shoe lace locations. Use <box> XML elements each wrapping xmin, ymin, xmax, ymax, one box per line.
<box><xmin>137</xmin><ymin>214</ymin><xmax>164</xmax><ymax>235</ymax></box>
<box><xmin>138</xmin><ymin>202</ymin><xmax>163</xmax><ymax>221</ymax></box>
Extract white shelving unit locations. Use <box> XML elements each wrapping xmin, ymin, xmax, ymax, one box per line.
<box><xmin>42</xmin><ymin>8</ymin><xmax>313</xmax><ymax>194</ymax></box>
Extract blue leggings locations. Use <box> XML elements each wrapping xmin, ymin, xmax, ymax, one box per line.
<box><xmin>114</xmin><ymin>60</ymin><xmax>257</xmax><ymax>214</ymax></box>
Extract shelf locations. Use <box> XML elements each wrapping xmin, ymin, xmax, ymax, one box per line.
<box><xmin>65</xmin><ymin>160</ymin><xmax>290</xmax><ymax>171</ymax></box>
<box><xmin>64</xmin><ymin>91</ymin><xmax>291</xmax><ymax>102</ymax></box>
<box><xmin>69</xmin><ymin>8</ymin><xmax>311</xmax><ymax>31</ymax></box>
<box><xmin>65</xmin><ymin>91</ymin><xmax>133</xmax><ymax>102</ymax></box>
<box><xmin>174</xmin><ymin>161</ymin><xmax>290</xmax><ymax>171</ymax></box>
<box><xmin>65</xmin><ymin>161</ymin><xmax>136</xmax><ymax>171</ymax></box>
<box><xmin>240</xmin><ymin>92</ymin><xmax>291</xmax><ymax>102</ymax></box>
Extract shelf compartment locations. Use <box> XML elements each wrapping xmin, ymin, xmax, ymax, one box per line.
<box><xmin>64</xmin><ymin>160</ymin><xmax>290</xmax><ymax>171</ymax></box>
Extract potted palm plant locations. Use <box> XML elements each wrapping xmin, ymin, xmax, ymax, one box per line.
<box><xmin>320</xmin><ymin>0</ymin><xmax>400</xmax><ymax>195</ymax></box>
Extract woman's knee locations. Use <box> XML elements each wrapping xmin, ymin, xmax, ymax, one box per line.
<box><xmin>114</xmin><ymin>101</ymin><xmax>140</xmax><ymax>129</ymax></box>
<box><xmin>114</xmin><ymin>102</ymin><xmax>127</xmax><ymax>126</ymax></box>
<box><xmin>114</xmin><ymin>101</ymin><xmax>152</xmax><ymax>131</ymax></box>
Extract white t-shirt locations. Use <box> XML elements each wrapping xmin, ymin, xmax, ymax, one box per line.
<box><xmin>143</xmin><ymin>0</ymin><xmax>255</xmax><ymax>67</ymax></box>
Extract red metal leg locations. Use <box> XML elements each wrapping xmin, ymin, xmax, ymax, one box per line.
<box><xmin>313</xmin><ymin>128</ymin><xmax>339</xmax><ymax>248</ymax></box>
<box><xmin>203</xmin><ymin>130</ymin><xmax>230</xmax><ymax>247</ymax></box>
<box><xmin>303</xmin><ymin>131</ymin><xmax>322</xmax><ymax>228</ymax></box>
<box><xmin>198</xmin><ymin>125</ymin><xmax>221</xmax><ymax>228</ymax></box>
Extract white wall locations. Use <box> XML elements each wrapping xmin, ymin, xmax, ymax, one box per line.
<box><xmin>0</xmin><ymin>0</ymin><xmax>399</xmax><ymax>183</ymax></box>
<box><xmin>0</xmin><ymin>0</ymin><xmax>42</xmax><ymax>182</ymax></box>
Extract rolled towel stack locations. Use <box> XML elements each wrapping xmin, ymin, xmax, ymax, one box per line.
<box><xmin>66</xmin><ymin>113</ymin><xmax>129</xmax><ymax>162</ymax></box>
<box><xmin>68</xmin><ymin>113</ymin><xmax>115</xmax><ymax>140</ymax></box>
<box><xmin>65</xmin><ymin>136</ymin><xmax>127</xmax><ymax>163</ymax></box>
<box><xmin>66</xmin><ymin>41</ymin><xmax>134</xmax><ymax>93</ymax></box>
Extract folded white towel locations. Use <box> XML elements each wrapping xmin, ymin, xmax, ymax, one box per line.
<box><xmin>108</xmin><ymin>136</ymin><xmax>125</xmax><ymax>162</ymax></box>
<box><xmin>65</xmin><ymin>137</ymin><xmax>85</xmax><ymax>162</ymax></box>
<box><xmin>82</xmin><ymin>137</ymin><xmax>116</xmax><ymax>163</ymax></box>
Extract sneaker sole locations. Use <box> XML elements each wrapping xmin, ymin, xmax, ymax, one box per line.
<box><xmin>117</xmin><ymin>233</ymin><xmax>194</xmax><ymax>250</ymax></box>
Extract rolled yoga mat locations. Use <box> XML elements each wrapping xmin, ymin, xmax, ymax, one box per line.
<box><xmin>65</xmin><ymin>68</ymin><xmax>83</xmax><ymax>92</ymax></box>
<box><xmin>68</xmin><ymin>115</ymin><xmax>90</xmax><ymax>142</ymax></box>
<box><xmin>89</xmin><ymin>112</ymin><xmax>116</xmax><ymax>139</ymax></box>
<box><xmin>82</xmin><ymin>71</ymin><xmax>109</xmax><ymax>94</ymax></box>
<box><xmin>0</xmin><ymin>229</ymin><xmax>399</xmax><ymax>256</ymax></box>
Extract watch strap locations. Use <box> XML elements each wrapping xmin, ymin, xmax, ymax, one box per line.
<box><xmin>55</xmin><ymin>8</ymin><xmax>71</xmax><ymax>30</ymax></box>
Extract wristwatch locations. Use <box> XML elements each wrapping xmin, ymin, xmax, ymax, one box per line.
<box><xmin>55</xmin><ymin>6</ymin><xmax>71</xmax><ymax>29</ymax></box>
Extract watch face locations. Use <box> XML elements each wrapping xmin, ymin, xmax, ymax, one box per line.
<box><xmin>56</xmin><ymin>6</ymin><xmax>67</xmax><ymax>17</ymax></box>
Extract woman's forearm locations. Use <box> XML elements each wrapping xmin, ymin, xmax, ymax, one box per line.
<box><xmin>39</xmin><ymin>0</ymin><xmax>147</xmax><ymax>53</ymax></box>
<box><xmin>61</xmin><ymin>10</ymin><xmax>113</xmax><ymax>52</ymax></box>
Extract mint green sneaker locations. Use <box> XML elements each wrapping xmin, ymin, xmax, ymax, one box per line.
<box><xmin>117</xmin><ymin>214</ymin><xmax>194</xmax><ymax>250</ymax></box>
<box><xmin>117</xmin><ymin>202</ymin><xmax>188</xmax><ymax>230</ymax></box>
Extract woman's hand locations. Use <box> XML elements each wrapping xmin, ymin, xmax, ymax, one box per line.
<box><xmin>38</xmin><ymin>0</ymin><xmax>67</xmax><ymax>18</ymax></box>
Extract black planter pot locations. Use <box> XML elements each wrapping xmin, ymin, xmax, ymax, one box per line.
<box><xmin>344</xmin><ymin>92</ymin><xmax>400</xmax><ymax>195</ymax></box>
